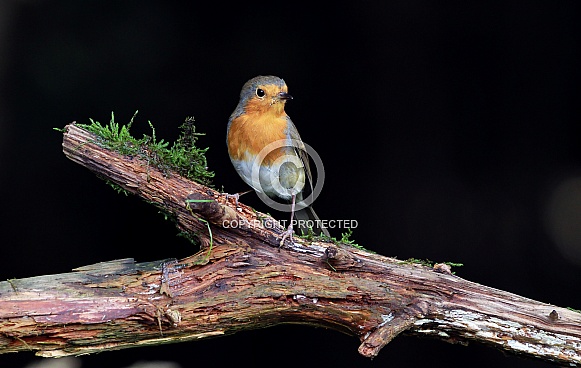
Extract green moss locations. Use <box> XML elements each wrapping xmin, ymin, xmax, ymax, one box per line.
<box><xmin>105</xmin><ymin>179</ymin><xmax>130</xmax><ymax>196</ymax></box>
<box><xmin>443</xmin><ymin>261</ymin><xmax>464</xmax><ymax>268</ymax></box>
<box><xmin>339</xmin><ymin>228</ymin><xmax>359</xmax><ymax>247</ymax></box>
<box><xmin>297</xmin><ymin>227</ymin><xmax>375</xmax><ymax>253</ymax></box>
<box><xmin>399</xmin><ymin>258</ymin><xmax>434</xmax><ymax>267</ymax></box>
<box><xmin>78</xmin><ymin>111</ymin><xmax>214</xmax><ymax>186</ymax></box>
<box><xmin>398</xmin><ymin>258</ymin><xmax>464</xmax><ymax>271</ymax></box>
<box><xmin>167</xmin><ymin>117</ymin><xmax>214</xmax><ymax>185</ymax></box>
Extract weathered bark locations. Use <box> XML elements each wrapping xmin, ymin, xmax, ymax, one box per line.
<box><xmin>0</xmin><ymin>123</ymin><xmax>580</xmax><ymax>365</ymax></box>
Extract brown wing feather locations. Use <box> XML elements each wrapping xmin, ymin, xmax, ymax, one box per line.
<box><xmin>286</xmin><ymin>116</ymin><xmax>313</xmax><ymax>193</ymax></box>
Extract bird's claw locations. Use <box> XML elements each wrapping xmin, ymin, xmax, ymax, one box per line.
<box><xmin>221</xmin><ymin>190</ymin><xmax>252</xmax><ymax>209</ymax></box>
<box><xmin>221</xmin><ymin>192</ymin><xmax>240</xmax><ymax>208</ymax></box>
<box><xmin>279</xmin><ymin>225</ymin><xmax>294</xmax><ymax>246</ymax></box>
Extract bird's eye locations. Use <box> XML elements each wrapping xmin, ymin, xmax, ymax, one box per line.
<box><xmin>256</xmin><ymin>88</ymin><xmax>265</xmax><ymax>98</ymax></box>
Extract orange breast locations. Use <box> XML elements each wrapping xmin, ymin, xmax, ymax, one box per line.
<box><xmin>228</xmin><ymin>110</ymin><xmax>289</xmax><ymax>166</ymax></box>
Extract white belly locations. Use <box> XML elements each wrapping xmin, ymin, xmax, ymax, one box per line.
<box><xmin>231</xmin><ymin>153</ymin><xmax>305</xmax><ymax>200</ymax></box>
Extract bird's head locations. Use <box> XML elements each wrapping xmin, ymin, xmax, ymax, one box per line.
<box><xmin>239</xmin><ymin>75</ymin><xmax>293</xmax><ymax>115</ymax></box>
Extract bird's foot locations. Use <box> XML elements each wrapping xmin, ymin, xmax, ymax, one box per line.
<box><xmin>279</xmin><ymin>224</ymin><xmax>295</xmax><ymax>246</ymax></box>
<box><xmin>222</xmin><ymin>192</ymin><xmax>240</xmax><ymax>208</ymax></box>
<box><xmin>221</xmin><ymin>190</ymin><xmax>252</xmax><ymax>209</ymax></box>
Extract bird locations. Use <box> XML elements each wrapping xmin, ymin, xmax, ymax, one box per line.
<box><xmin>226</xmin><ymin>75</ymin><xmax>330</xmax><ymax>245</ymax></box>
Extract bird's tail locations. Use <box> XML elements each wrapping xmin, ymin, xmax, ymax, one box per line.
<box><xmin>294</xmin><ymin>206</ymin><xmax>330</xmax><ymax>237</ymax></box>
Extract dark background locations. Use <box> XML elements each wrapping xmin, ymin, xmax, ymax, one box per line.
<box><xmin>1</xmin><ymin>1</ymin><xmax>580</xmax><ymax>367</ymax></box>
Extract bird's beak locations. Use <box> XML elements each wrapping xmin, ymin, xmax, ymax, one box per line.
<box><xmin>277</xmin><ymin>92</ymin><xmax>293</xmax><ymax>101</ymax></box>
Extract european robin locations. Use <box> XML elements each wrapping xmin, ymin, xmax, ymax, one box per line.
<box><xmin>226</xmin><ymin>75</ymin><xmax>329</xmax><ymax>244</ymax></box>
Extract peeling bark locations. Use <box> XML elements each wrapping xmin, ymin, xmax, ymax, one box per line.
<box><xmin>0</xmin><ymin>123</ymin><xmax>579</xmax><ymax>365</ymax></box>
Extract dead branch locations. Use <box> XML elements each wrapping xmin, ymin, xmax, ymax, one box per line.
<box><xmin>0</xmin><ymin>123</ymin><xmax>580</xmax><ymax>365</ymax></box>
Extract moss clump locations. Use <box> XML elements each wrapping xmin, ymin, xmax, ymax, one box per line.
<box><xmin>78</xmin><ymin>111</ymin><xmax>214</xmax><ymax>186</ymax></box>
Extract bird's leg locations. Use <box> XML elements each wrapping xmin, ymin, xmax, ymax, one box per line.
<box><xmin>280</xmin><ymin>193</ymin><xmax>297</xmax><ymax>246</ymax></box>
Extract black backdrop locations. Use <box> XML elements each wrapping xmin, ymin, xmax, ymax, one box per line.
<box><xmin>0</xmin><ymin>1</ymin><xmax>580</xmax><ymax>367</ymax></box>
